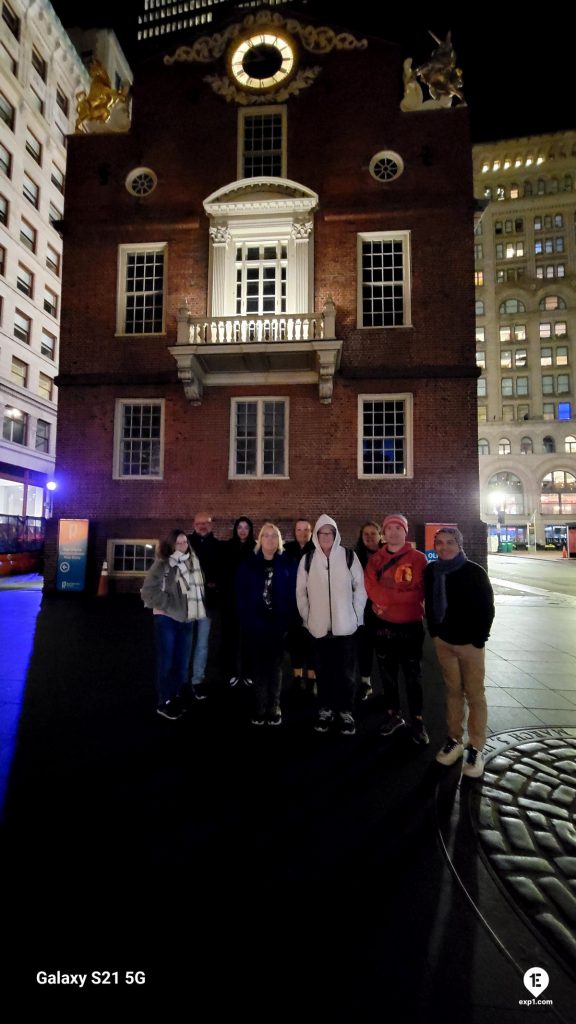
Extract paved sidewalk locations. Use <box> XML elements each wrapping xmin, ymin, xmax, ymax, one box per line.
<box><xmin>0</xmin><ymin>583</ymin><xmax>574</xmax><ymax>1016</ymax></box>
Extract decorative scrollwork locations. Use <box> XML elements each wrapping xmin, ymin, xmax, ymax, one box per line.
<box><xmin>164</xmin><ymin>23</ymin><xmax>241</xmax><ymax>65</ymax></box>
<box><xmin>204</xmin><ymin>66</ymin><xmax>321</xmax><ymax>105</ymax></box>
<box><xmin>164</xmin><ymin>9</ymin><xmax>367</xmax><ymax>66</ymax></box>
<box><xmin>291</xmin><ymin>220</ymin><xmax>313</xmax><ymax>240</ymax></box>
<box><xmin>209</xmin><ymin>224</ymin><xmax>232</xmax><ymax>244</ymax></box>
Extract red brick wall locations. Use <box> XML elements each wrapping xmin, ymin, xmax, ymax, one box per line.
<box><xmin>47</xmin><ymin>14</ymin><xmax>483</xmax><ymax>589</ymax></box>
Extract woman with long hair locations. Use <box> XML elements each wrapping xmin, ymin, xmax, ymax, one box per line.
<box><xmin>236</xmin><ymin>522</ymin><xmax>297</xmax><ymax>726</ymax></box>
<box><xmin>141</xmin><ymin>528</ymin><xmax>206</xmax><ymax>719</ymax></box>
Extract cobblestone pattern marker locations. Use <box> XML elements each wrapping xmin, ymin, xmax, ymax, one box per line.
<box><xmin>475</xmin><ymin>728</ymin><xmax>576</xmax><ymax>969</ymax></box>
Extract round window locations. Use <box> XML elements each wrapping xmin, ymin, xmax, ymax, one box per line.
<box><xmin>126</xmin><ymin>168</ymin><xmax>158</xmax><ymax>197</ymax></box>
<box><xmin>369</xmin><ymin>151</ymin><xmax>404</xmax><ymax>183</ymax></box>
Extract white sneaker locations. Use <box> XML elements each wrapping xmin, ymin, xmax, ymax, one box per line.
<box><xmin>436</xmin><ymin>737</ymin><xmax>464</xmax><ymax>765</ymax></box>
<box><xmin>462</xmin><ymin>746</ymin><xmax>484</xmax><ymax>778</ymax></box>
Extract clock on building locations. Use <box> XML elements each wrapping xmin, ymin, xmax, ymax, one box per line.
<box><xmin>228</xmin><ymin>32</ymin><xmax>297</xmax><ymax>92</ymax></box>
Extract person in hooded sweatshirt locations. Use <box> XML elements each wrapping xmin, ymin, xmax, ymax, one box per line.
<box><xmin>296</xmin><ymin>514</ymin><xmax>366</xmax><ymax>736</ymax></box>
<box><xmin>425</xmin><ymin>527</ymin><xmax>494</xmax><ymax>779</ymax></box>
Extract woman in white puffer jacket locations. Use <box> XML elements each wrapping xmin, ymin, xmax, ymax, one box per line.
<box><xmin>296</xmin><ymin>514</ymin><xmax>366</xmax><ymax>735</ymax></box>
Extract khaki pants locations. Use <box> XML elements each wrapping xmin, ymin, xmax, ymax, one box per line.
<box><xmin>433</xmin><ymin>637</ymin><xmax>487</xmax><ymax>750</ymax></box>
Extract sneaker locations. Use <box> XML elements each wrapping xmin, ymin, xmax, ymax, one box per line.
<box><xmin>156</xmin><ymin>700</ymin><xmax>182</xmax><ymax>721</ymax></box>
<box><xmin>435</xmin><ymin>737</ymin><xmax>464</xmax><ymax>765</ymax></box>
<box><xmin>229</xmin><ymin>676</ymin><xmax>241</xmax><ymax>687</ymax></box>
<box><xmin>267</xmin><ymin>708</ymin><xmax>282</xmax><ymax>727</ymax></box>
<box><xmin>251</xmin><ymin>713</ymin><xmax>266</xmax><ymax>726</ymax></box>
<box><xmin>243</xmin><ymin>677</ymin><xmax>254</xmax><ymax>688</ymax></box>
<box><xmin>379</xmin><ymin>712</ymin><xmax>405</xmax><ymax>737</ymax></box>
<box><xmin>339</xmin><ymin>711</ymin><xmax>356</xmax><ymax>736</ymax></box>
<box><xmin>314</xmin><ymin>708</ymin><xmax>335</xmax><ymax>733</ymax></box>
<box><xmin>411</xmin><ymin>719</ymin><xmax>430</xmax><ymax>746</ymax></box>
<box><xmin>191</xmin><ymin>684</ymin><xmax>207</xmax><ymax>701</ymax></box>
<box><xmin>359</xmin><ymin>679</ymin><xmax>373</xmax><ymax>702</ymax></box>
<box><xmin>462</xmin><ymin>745</ymin><xmax>485</xmax><ymax>778</ymax></box>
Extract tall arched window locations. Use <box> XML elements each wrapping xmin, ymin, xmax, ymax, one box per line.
<box><xmin>478</xmin><ymin>438</ymin><xmax>490</xmax><ymax>455</ymax></box>
<box><xmin>523</xmin><ymin>181</ymin><xmax>533</xmax><ymax>197</ymax></box>
<box><xmin>520</xmin><ymin>436</ymin><xmax>533</xmax><ymax>454</ymax></box>
<box><xmin>475</xmin><ymin>300</ymin><xmax>485</xmax><ymax>316</ymax></box>
<box><xmin>541</xmin><ymin>471</ymin><xmax>576</xmax><ymax>514</ymax></box>
<box><xmin>498</xmin><ymin>437</ymin><xmax>511</xmax><ymax>455</ymax></box>
<box><xmin>499</xmin><ymin>298</ymin><xmax>526</xmax><ymax>314</ymax></box>
<box><xmin>539</xmin><ymin>295</ymin><xmax>567</xmax><ymax>311</ymax></box>
<box><xmin>487</xmin><ymin>472</ymin><xmax>524</xmax><ymax>514</ymax></box>
<box><xmin>542</xmin><ymin>435</ymin><xmax>556</xmax><ymax>453</ymax></box>
<box><xmin>565</xmin><ymin>435</ymin><xmax>576</xmax><ymax>453</ymax></box>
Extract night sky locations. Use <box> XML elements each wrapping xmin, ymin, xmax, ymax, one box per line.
<box><xmin>50</xmin><ymin>1</ymin><xmax>574</xmax><ymax>144</ymax></box>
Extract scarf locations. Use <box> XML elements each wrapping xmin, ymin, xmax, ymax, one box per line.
<box><xmin>169</xmin><ymin>550</ymin><xmax>206</xmax><ymax>621</ymax></box>
<box><xmin>431</xmin><ymin>551</ymin><xmax>467</xmax><ymax>624</ymax></box>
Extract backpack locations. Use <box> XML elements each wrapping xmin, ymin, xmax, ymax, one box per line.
<box><xmin>304</xmin><ymin>546</ymin><xmax>355</xmax><ymax>574</ymax></box>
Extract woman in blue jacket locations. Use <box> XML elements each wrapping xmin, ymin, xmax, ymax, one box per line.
<box><xmin>236</xmin><ymin>522</ymin><xmax>297</xmax><ymax>726</ymax></box>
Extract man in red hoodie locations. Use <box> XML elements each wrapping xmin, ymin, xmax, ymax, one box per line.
<box><xmin>364</xmin><ymin>514</ymin><xmax>429</xmax><ymax>744</ymax></box>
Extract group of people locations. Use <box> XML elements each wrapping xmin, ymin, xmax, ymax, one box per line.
<box><xmin>141</xmin><ymin>510</ymin><xmax>494</xmax><ymax>778</ymax></box>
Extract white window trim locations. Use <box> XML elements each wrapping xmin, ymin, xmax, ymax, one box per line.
<box><xmin>237</xmin><ymin>105</ymin><xmax>287</xmax><ymax>180</ymax></box>
<box><xmin>113</xmin><ymin>398</ymin><xmax>165</xmax><ymax>480</ymax></box>
<box><xmin>107</xmin><ymin>538</ymin><xmax>158</xmax><ymax>576</ymax></box>
<box><xmin>204</xmin><ymin>178</ymin><xmax>317</xmax><ymax>318</ymax></box>
<box><xmin>357</xmin><ymin>231</ymin><xmax>412</xmax><ymax>329</ymax></box>
<box><xmin>229</xmin><ymin>396</ymin><xmax>289</xmax><ymax>480</ymax></box>
<box><xmin>357</xmin><ymin>393</ymin><xmax>413</xmax><ymax>479</ymax></box>
<box><xmin>116</xmin><ymin>242</ymin><xmax>167</xmax><ymax>336</ymax></box>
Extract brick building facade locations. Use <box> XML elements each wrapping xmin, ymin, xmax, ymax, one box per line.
<box><xmin>45</xmin><ymin>6</ymin><xmax>482</xmax><ymax>590</ymax></box>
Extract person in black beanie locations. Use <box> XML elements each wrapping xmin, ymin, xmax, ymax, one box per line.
<box><xmin>425</xmin><ymin>527</ymin><xmax>494</xmax><ymax>778</ymax></box>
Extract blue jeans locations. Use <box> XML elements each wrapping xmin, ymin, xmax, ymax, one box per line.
<box><xmin>154</xmin><ymin>616</ymin><xmax>194</xmax><ymax>705</ymax></box>
<box><xmin>190</xmin><ymin>615</ymin><xmax>211</xmax><ymax>687</ymax></box>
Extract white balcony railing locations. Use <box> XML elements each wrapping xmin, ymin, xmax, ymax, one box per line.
<box><xmin>176</xmin><ymin>299</ymin><xmax>336</xmax><ymax>346</ymax></box>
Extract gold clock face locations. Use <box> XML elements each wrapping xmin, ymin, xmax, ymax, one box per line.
<box><xmin>228</xmin><ymin>32</ymin><xmax>296</xmax><ymax>91</ymax></box>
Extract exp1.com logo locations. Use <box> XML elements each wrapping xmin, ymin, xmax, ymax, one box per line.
<box><xmin>519</xmin><ymin>968</ymin><xmax>553</xmax><ymax>1007</ymax></box>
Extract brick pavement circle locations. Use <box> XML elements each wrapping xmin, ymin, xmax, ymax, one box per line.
<box><xmin>476</xmin><ymin>727</ymin><xmax>576</xmax><ymax>970</ymax></box>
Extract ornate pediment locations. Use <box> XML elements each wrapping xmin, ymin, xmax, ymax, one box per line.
<box><xmin>204</xmin><ymin>177</ymin><xmax>318</xmax><ymax>217</ymax></box>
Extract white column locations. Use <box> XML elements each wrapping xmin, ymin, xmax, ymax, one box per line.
<box><xmin>209</xmin><ymin>224</ymin><xmax>232</xmax><ymax>317</ymax></box>
<box><xmin>290</xmin><ymin>220</ymin><xmax>313</xmax><ymax>312</ymax></box>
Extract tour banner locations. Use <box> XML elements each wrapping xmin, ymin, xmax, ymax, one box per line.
<box><xmin>56</xmin><ymin>519</ymin><xmax>89</xmax><ymax>592</ymax></box>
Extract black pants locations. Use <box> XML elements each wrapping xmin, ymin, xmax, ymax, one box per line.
<box><xmin>312</xmin><ymin>633</ymin><xmax>357</xmax><ymax>714</ymax></box>
<box><xmin>245</xmin><ymin>634</ymin><xmax>285</xmax><ymax>715</ymax></box>
<box><xmin>374</xmin><ymin>620</ymin><xmax>424</xmax><ymax>720</ymax></box>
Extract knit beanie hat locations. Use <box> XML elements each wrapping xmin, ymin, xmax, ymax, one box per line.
<box><xmin>382</xmin><ymin>514</ymin><xmax>408</xmax><ymax>534</ymax></box>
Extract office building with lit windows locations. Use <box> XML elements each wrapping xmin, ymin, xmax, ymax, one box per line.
<box><xmin>473</xmin><ymin>131</ymin><xmax>576</xmax><ymax>549</ymax></box>
<box><xmin>0</xmin><ymin>1</ymin><xmax>132</xmax><ymax>570</ymax></box>
<box><xmin>45</xmin><ymin>3</ymin><xmax>484</xmax><ymax>589</ymax></box>
<box><xmin>0</xmin><ymin>0</ymin><xmax>89</xmax><ymax>533</ymax></box>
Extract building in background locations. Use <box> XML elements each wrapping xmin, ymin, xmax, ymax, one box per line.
<box><xmin>0</xmin><ymin>0</ymin><xmax>131</xmax><ymax>569</ymax></box>
<box><xmin>473</xmin><ymin>132</ymin><xmax>576</xmax><ymax>549</ymax></box>
<box><xmin>46</xmin><ymin>4</ymin><xmax>483</xmax><ymax>590</ymax></box>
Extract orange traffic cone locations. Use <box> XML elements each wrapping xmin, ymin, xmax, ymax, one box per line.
<box><xmin>97</xmin><ymin>560</ymin><xmax>109</xmax><ymax>596</ymax></box>
<box><xmin>562</xmin><ymin>545</ymin><xmax>568</xmax><ymax>559</ymax></box>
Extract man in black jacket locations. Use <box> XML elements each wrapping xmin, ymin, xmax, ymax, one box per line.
<box><xmin>425</xmin><ymin>527</ymin><xmax>494</xmax><ymax>778</ymax></box>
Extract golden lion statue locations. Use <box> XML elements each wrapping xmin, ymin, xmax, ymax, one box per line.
<box><xmin>75</xmin><ymin>60</ymin><xmax>128</xmax><ymax>133</ymax></box>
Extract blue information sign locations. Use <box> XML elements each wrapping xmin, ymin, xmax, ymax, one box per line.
<box><xmin>56</xmin><ymin>519</ymin><xmax>89</xmax><ymax>592</ymax></box>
